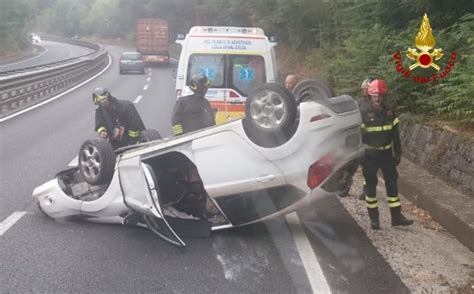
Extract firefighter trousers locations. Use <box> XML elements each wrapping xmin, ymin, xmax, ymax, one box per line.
<box><xmin>362</xmin><ymin>149</ymin><xmax>399</xmax><ymax>208</ymax></box>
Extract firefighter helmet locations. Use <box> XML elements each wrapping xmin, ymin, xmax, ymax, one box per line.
<box><xmin>367</xmin><ymin>79</ymin><xmax>387</xmax><ymax>95</ymax></box>
<box><xmin>189</xmin><ymin>74</ymin><xmax>211</xmax><ymax>95</ymax></box>
<box><xmin>361</xmin><ymin>77</ymin><xmax>375</xmax><ymax>89</ymax></box>
<box><xmin>92</xmin><ymin>87</ymin><xmax>111</xmax><ymax>105</ymax></box>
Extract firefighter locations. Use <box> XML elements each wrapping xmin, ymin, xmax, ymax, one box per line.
<box><xmin>93</xmin><ymin>87</ymin><xmax>145</xmax><ymax>149</ymax></box>
<box><xmin>357</xmin><ymin>77</ymin><xmax>375</xmax><ymax>200</ymax></box>
<box><xmin>171</xmin><ymin>74</ymin><xmax>216</xmax><ymax>136</ymax></box>
<box><xmin>361</xmin><ymin>79</ymin><xmax>413</xmax><ymax>230</ymax></box>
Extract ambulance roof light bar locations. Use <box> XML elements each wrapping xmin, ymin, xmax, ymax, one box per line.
<box><xmin>190</xmin><ymin>26</ymin><xmax>265</xmax><ymax>36</ymax></box>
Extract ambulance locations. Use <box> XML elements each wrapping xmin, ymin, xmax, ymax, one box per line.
<box><xmin>175</xmin><ymin>26</ymin><xmax>278</xmax><ymax>124</ymax></box>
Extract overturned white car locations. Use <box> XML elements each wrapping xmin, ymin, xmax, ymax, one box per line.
<box><xmin>33</xmin><ymin>81</ymin><xmax>364</xmax><ymax>247</ymax></box>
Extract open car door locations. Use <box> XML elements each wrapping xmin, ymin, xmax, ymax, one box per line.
<box><xmin>118</xmin><ymin>156</ymin><xmax>186</xmax><ymax>247</ymax></box>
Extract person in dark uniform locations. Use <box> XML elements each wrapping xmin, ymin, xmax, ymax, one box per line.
<box><xmin>93</xmin><ymin>87</ymin><xmax>145</xmax><ymax>149</ymax></box>
<box><xmin>356</xmin><ymin>77</ymin><xmax>375</xmax><ymax>200</ymax></box>
<box><xmin>171</xmin><ymin>74</ymin><xmax>216</xmax><ymax>136</ymax></box>
<box><xmin>361</xmin><ymin>79</ymin><xmax>413</xmax><ymax>230</ymax></box>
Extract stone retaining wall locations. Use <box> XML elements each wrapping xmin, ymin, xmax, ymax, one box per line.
<box><xmin>399</xmin><ymin>120</ymin><xmax>474</xmax><ymax>197</ymax></box>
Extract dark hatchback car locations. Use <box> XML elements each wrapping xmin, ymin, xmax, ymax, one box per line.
<box><xmin>119</xmin><ymin>52</ymin><xmax>146</xmax><ymax>74</ymax></box>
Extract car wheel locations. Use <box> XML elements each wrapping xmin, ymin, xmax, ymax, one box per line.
<box><xmin>78</xmin><ymin>139</ymin><xmax>116</xmax><ymax>185</ymax></box>
<box><xmin>292</xmin><ymin>79</ymin><xmax>334</xmax><ymax>104</ymax></box>
<box><xmin>139</xmin><ymin>129</ymin><xmax>162</xmax><ymax>142</ymax></box>
<box><xmin>243</xmin><ymin>83</ymin><xmax>297</xmax><ymax>147</ymax></box>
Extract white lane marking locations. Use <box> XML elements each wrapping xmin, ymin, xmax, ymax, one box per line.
<box><xmin>0</xmin><ymin>211</ymin><xmax>27</xmax><ymax>236</ymax></box>
<box><xmin>0</xmin><ymin>46</ymin><xmax>49</xmax><ymax>68</ymax></box>
<box><xmin>148</xmin><ymin>70</ymin><xmax>152</xmax><ymax>76</ymax></box>
<box><xmin>147</xmin><ymin>77</ymin><xmax>151</xmax><ymax>82</ymax></box>
<box><xmin>143</xmin><ymin>85</ymin><xmax>149</xmax><ymax>90</ymax></box>
<box><xmin>134</xmin><ymin>95</ymin><xmax>143</xmax><ymax>104</ymax></box>
<box><xmin>68</xmin><ymin>156</ymin><xmax>78</xmax><ymax>167</ymax></box>
<box><xmin>0</xmin><ymin>54</ymin><xmax>113</xmax><ymax>123</ymax></box>
<box><xmin>286</xmin><ymin>212</ymin><xmax>332</xmax><ymax>294</ymax></box>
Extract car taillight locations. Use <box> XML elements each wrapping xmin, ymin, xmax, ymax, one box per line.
<box><xmin>310</xmin><ymin>113</ymin><xmax>331</xmax><ymax>122</ymax></box>
<box><xmin>307</xmin><ymin>152</ymin><xmax>336</xmax><ymax>190</ymax></box>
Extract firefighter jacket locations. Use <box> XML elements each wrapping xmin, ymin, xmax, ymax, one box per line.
<box><xmin>95</xmin><ymin>96</ymin><xmax>146</xmax><ymax>149</ymax></box>
<box><xmin>171</xmin><ymin>93</ymin><xmax>215</xmax><ymax>136</ymax></box>
<box><xmin>360</xmin><ymin>102</ymin><xmax>401</xmax><ymax>156</ymax></box>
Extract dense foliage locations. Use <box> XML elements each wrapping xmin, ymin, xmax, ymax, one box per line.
<box><xmin>0</xmin><ymin>0</ymin><xmax>472</xmax><ymax>126</ymax></box>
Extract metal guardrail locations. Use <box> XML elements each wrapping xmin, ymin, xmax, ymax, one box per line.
<box><xmin>0</xmin><ymin>37</ymin><xmax>109</xmax><ymax>118</ymax></box>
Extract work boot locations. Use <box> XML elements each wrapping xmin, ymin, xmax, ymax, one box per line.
<box><xmin>390</xmin><ymin>207</ymin><xmax>414</xmax><ymax>226</ymax></box>
<box><xmin>368</xmin><ymin>208</ymin><xmax>380</xmax><ymax>230</ymax></box>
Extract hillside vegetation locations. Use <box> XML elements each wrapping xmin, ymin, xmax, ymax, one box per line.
<box><xmin>1</xmin><ymin>0</ymin><xmax>472</xmax><ymax>128</ymax></box>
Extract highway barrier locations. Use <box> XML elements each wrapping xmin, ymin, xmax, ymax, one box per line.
<box><xmin>0</xmin><ymin>37</ymin><xmax>108</xmax><ymax>118</ymax></box>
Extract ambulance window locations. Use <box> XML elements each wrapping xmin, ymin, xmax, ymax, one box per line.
<box><xmin>187</xmin><ymin>54</ymin><xmax>225</xmax><ymax>87</ymax></box>
<box><xmin>230</xmin><ymin>55</ymin><xmax>266</xmax><ymax>96</ymax></box>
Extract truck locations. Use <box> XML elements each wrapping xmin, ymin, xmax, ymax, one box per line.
<box><xmin>136</xmin><ymin>18</ymin><xmax>170</xmax><ymax>66</ymax></box>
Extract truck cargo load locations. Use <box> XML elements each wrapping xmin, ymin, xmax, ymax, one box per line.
<box><xmin>137</xmin><ymin>18</ymin><xmax>170</xmax><ymax>66</ymax></box>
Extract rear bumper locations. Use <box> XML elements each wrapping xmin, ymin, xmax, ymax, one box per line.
<box><xmin>143</xmin><ymin>55</ymin><xmax>169</xmax><ymax>64</ymax></box>
<box><xmin>119</xmin><ymin>64</ymin><xmax>145</xmax><ymax>71</ymax></box>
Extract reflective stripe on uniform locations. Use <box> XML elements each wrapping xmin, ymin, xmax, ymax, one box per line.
<box><xmin>388</xmin><ymin>196</ymin><xmax>401</xmax><ymax>208</ymax></box>
<box><xmin>128</xmin><ymin>130</ymin><xmax>140</xmax><ymax>138</ymax></box>
<box><xmin>97</xmin><ymin>126</ymin><xmax>107</xmax><ymax>134</ymax></box>
<box><xmin>361</xmin><ymin>117</ymin><xmax>399</xmax><ymax>132</ymax></box>
<box><xmin>365</xmin><ymin>195</ymin><xmax>378</xmax><ymax>208</ymax></box>
<box><xmin>364</xmin><ymin>143</ymin><xmax>393</xmax><ymax>150</ymax></box>
<box><xmin>365</xmin><ymin>124</ymin><xmax>393</xmax><ymax>132</ymax></box>
<box><xmin>173</xmin><ymin>124</ymin><xmax>183</xmax><ymax>135</ymax></box>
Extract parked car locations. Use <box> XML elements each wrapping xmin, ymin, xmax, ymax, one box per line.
<box><xmin>33</xmin><ymin>81</ymin><xmax>364</xmax><ymax>247</ymax></box>
<box><xmin>119</xmin><ymin>52</ymin><xmax>146</xmax><ymax>74</ymax></box>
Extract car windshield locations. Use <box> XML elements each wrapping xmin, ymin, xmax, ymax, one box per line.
<box><xmin>122</xmin><ymin>53</ymin><xmax>142</xmax><ymax>60</ymax></box>
<box><xmin>187</xmin><ymin>54</ymin><xmax>266</xmax><ymax>96</ymax></box>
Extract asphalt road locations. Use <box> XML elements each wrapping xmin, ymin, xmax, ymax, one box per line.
<box><xmin>0</xmin><ymin>42</ymin><xmax>409</xmax><ymax>293</ymax></box>
<box><xmin>0</xmin><ymin>40</ymin><xmax>93</xmax><ymax>72</ymax></box>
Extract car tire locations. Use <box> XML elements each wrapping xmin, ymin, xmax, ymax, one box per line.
<box><xmin>78</xmin><ymin>139</ymin><xmax>116</xmax><ymax>185</ymax></box>
<box><xmin>139</xmin><ymin>129</ymin><xmax>162</xmax><ymax>142</ymax></box>
<box><xmin>292</xmin><ymin>79</ymin><xmax>334</xmax><ymax>104</ymax></box>
<box><xmin>243</xmin><ymin>83</ymin><xmax>297</xmax><ymax>147</ymax></box>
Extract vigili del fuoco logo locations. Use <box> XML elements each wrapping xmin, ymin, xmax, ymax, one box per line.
<box><xmin>393</xmin><ymin>14</ymin><xmax>457</xmax><ymax>84</ymax></box>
